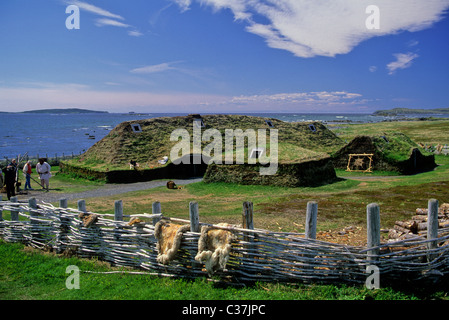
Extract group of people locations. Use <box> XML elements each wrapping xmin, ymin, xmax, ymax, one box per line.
<box><xmin>1</xmin><ymin>158</ymin><xmax>52</xmax><ymax>200</ymax></box>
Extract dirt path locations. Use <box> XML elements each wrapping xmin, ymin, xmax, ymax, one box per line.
<box><xmin>14</xmin><ymin>178</ymin><xmax>203</xmax><ymax>204</ymax></box>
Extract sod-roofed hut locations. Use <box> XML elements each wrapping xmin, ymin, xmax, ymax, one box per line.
<box><xmin>61</xmin><ymin>114</ymin><xmax>345</xmax><ymax>186</ymax></box>
<box><xmin>331</xmin><ymin>133</ymin><xmax>437</xmax><ymax>174</ymax></box>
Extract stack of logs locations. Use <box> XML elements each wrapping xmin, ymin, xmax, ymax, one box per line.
<box><xmin>389</xmin><ymin>203</ymin><xmax>449</xmax><ymax>240</ymax></box>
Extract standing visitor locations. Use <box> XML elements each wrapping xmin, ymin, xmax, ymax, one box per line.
<box><xmin>23</xmin><ymin>160</ymin><xmax>33</xmax><ymax>190</ymax></box>
<box><xmin>2</xmin><ymin>160</ymin><xmax>17</xmax><ymax>200</ymax></box>
<box><xmin>36</xmin><ymin>158</ymin><xmax>51</xmax><ymax>191</ymax></box>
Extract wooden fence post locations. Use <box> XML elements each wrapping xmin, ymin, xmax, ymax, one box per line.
<box><xmin>59</xmin><ymin>198</ymin><xmax>68</xmax><ymax>209</ymax></box>
<box><xmin>367</xmin><ymin>203</ymin><xmax>380</xmax><ymax>262</ymax></box>
<box><xmin>427</xmin><ymin>199</ymin><xmax>439</xmax><ymax>261</ymax></box>
<box><xmin>77</xmin><ymin>199</ymin><xmax>86</xmax><ymax>213</ymax></box>
<box><xmin>242</xmin><ymin>201</ymin><xmax>256</xmax><ymax>265</ymax></box>
<box><xmin>305</xmin><ymin>201</ymin><xmax>318</xmax><ymax>239</ymax></box>
<box><xmin>242</xmin><ymin>201</ymin><xmax>254</xmax><ymax>230</ymax></box>
<box><xmin>10</xmin><ymin>196</ymin><xmax>19</xmax><ymax>221</ymax></box>
<box><xmin>0</xmin><ymin>195</ymin><xmax>3</xmax><ymax>221</ymax></box>
<box><xmin>152</xmin><ymin>201</ymin><xmax>161</xmax><ymax>226</ymax></box>
<box><xmin>189</xmin><ymin>201</ymin><xmax>200</xmax><ymax>233</ymax></box>
<box><xmin>28</xmin><ymin>197</ymin><xmax>40</xmax><ymax>245</ymax></box>
<box><xmin>114</xmin><ymin>200</ymin><xmax>123</xmax><ymax>221</ymax></box>
<box><xmin>57</xmin><ymin>198</ymin><xmax>68</xmax><ymax>253</ymax></box>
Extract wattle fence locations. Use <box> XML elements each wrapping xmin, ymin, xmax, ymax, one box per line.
<box><xmin>1</xmin><ymin>196</ymin><xmax>449</xmax><ymax>286</ymax></box>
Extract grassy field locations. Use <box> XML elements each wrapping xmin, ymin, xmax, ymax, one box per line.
<box><xmin>2</xmin><ymin>119</ymin><xmax>449</xmax><ymax>300</ymax></box>
<box><xmin>328</xmin><ymin>119</ymin><xmax>449</xmax><ymax>145</ymax></box>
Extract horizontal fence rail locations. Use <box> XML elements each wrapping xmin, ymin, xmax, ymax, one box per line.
<box><xmin>1</xmin><ymin>196</ymin><xmax>449</xmax><ymax>285</ymax></box>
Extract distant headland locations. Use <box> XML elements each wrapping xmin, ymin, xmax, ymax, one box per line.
<box><xmin>0</xmin><ymin>108</ymin><xmax>108</xmax><ymax>114</ymax></box>
<box><xmin>374</xmin><ymin>107</ymin><xmax>449</xmax><ymax>116</ymax></box>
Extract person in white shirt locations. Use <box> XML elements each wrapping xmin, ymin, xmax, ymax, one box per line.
<box><xmin>36</xmin><ymin>158</ymin><xmax>51</xmax><ymax>191</ymax></box>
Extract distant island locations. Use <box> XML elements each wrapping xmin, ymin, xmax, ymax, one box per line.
<box><xmin>20</xmin><ymin>108</ymin><xmax>108</xmax><ymax>114</ymax></box>
<box><xmin>374</xmin><ymin>107</ymin><xmax>449</xmax><ymax>116</ymax></box>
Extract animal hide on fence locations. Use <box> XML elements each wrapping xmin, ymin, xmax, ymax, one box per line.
<box><xmin>78</xmin><ymin>212</ymin><xmax>98</xmax><ymax>228</ymax></box>
<box><xmin>154</xmin><ymin>220</ymin><xmax>190</xmax><ymax>265</ymax></box>
<box><xmin>195</xmin><ymin>223</ymin><xmax>236</xmax><ymax>275</ymax></box>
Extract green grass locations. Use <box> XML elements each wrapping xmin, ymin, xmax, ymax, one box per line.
<box><xmin>329</xmin><ymin>119</ymin><xmax>449</xmax><ymax>145</ymax></box>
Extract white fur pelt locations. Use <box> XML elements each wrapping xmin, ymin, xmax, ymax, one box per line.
<box><xmin>195</xmin><ymin>223</ymin><xmax>236</xmax><ymax>275</ymax></box>
<box><xmin>154</xmin><ymin>220</ymin><xmax>190</xmax><ymax>265</ymax></box>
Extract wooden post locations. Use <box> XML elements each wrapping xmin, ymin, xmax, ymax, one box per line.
<box><xmin>189</xmin><ymin>201</ymin><xmax>200</xmax><ymax>233</ymax></box>
<box><xmin>59</xmin><ymin>198</ymin><xmax>68</xmax><ymax>209</ymax></box>
<box><xmin>242</xmin><ymin>201</ymin><xmax>256</xmax><ymax>265</ymax></box>
<box><xmin>367</xmin><ymin>203</ymin><xmax>380</xmax><ymax>262</ymax></box>
<box><xmin>242</xmin><ymin>201</ymin><xmax>254</xmax><ymax>230</ymax></box>
<box><xmin>10</xmin><ymin>196</ymin><xmax>19</xmax><ymax>221</ymax></box>
<box><xmin>152</xmin><ymin>201</ymin><xmax>161</xmax><ymax>225</ymax></box>
<box><xmin>77</xmin><ymin>199</ymin><xmax>86</xmax><ymax>213</ymax></box>
<box><xmin>305</xmin><ymin>201</ymin><xmax>318</xmax><ymax>239</ymax></box>
<box><xmin>29</xmin><ymin>197</ymin><xmax>39</xmax><ymax>244</ymax></box>
<box><xmin>57</xmin><ymin>198</ymin><xmax>68</xmax><ymax>253</ymax></box>
<box><xmin>427</xmin><ymin>199</ymin><xmax>439</xmax><ymax>261</ymax></box>
<box><xmin>28</xmin><ymin>197</ymin><xmax>38</xmax><ymax>218</ymax></box>
<box><xmin>114</xmin><ymin>200</ymin><xmax>123</xmax><ymax>221</ymax></box>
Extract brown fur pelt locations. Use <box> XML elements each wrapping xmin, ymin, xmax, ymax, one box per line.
<box><xmin>195</xmin><ymin>223</ymin><xmax>236</xmax><ymax>275</ymax></box>
<box><xmin>127</xmin><ymin>217</ymin><xmax>143</xmax><ymax>226</ymax></box>
<box><xmin>154</xmin><ymin>220</ymin><xmax>190</xmax><ymax>265</ymax></box>
<box><xmin>78</xmin><ymin>212</ymin><xmax>98</xmax><ymax>228</ymax></box>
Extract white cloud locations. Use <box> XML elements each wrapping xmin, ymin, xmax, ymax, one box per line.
<box><xmin>387</xmin><ymin>52</ymin><xmax>419</xmax><ymax>75</ymax></box>
<box><xmin>128</xmin><ymin>30</ymin><xmax>144</xmax><ymax>37</ymax></box>
<box><xmin>130</xmin><ymin>62</ymin><xmax>182</xmax><ymax>74</ymax></box>
<box><xmin>224</xmin><ymin>91</ymin><xmax>368</xmax><ymax>111</ymax></box>
<box><xmin>65</xmin><ymin>1</ymin><xmax>142</xmax><ymax>35</ymax></box>
<box><xmin>172</xmin><ymin>0</ymin><xmax>449</xmax><ymax>58</ymax></box>
<box><xmin>95</xmin><ymin>18</ymin><xmax>130</xmax><ymax>28</ymax></box>
<box><xmin>66</xmin><ymin>0</ymin><xmax>124</xmax><ymax>20</ymax></box>
<box><xmin>369</xmin><ymin>66</ymin><xmax>377</xmax><ymax>72</ymax></box>
<box><xmin>172</xmin><ymin>0</ymin><xmax>191</xmax><ymax>12</ymax></box>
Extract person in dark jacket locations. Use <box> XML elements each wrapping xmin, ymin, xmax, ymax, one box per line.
<box><xmin>2</xmin><ymin>160</ymin><xmax>17</xmax><ymax>200</ymax></box>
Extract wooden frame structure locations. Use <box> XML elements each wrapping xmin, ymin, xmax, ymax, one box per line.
<box><xmin>346</xmin><ymin>153</ymin><xmax>374</xmax><ymax>173</ymax></box>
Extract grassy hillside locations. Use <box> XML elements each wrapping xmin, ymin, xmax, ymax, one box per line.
<box><xmin>66</xmin><ymin>114</ymin><xmax>344</xmax><ymax>172</ymax></box>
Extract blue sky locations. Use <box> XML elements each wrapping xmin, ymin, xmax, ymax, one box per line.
<box><xmin>0</xmin><ymin>0</ymin><xmax>448</xmax><ymax>113</ymax></box>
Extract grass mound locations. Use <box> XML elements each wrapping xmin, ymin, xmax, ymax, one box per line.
<box><xmin>331</xmin><ymin>132</ymin><xmax>436</xmax><ymax>174</ymax></box>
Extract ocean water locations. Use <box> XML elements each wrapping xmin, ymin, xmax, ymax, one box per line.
<box><xmin>0</xmin><ymin>112</ymin><xmax>447</xmax><ymax>160</ymax></box>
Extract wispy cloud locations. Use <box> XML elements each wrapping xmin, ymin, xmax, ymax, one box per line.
<box><xmin>172</xmin><ymin>0</ymin><xmax>449</xmax><ymax>58</ymax></box>
<box><xmin>172</xmin><ymin>0</ymin><xmax>191</xmax><ymax>13</ymax></box>
<box><xmin>95</xmin><ymin>18</ymin><xmax>130</xmax><ymax>28</ymax></box>
<box><xmin>227</xmin><ymin>91</ymin><xmax>364</xmax><ymax>105</ymax></box>
<box><xmin>65</xmin><ymin>0</ymin><xmax>141</xmax><ymax>35</ymax></box>
<box><xmin>128</xmin><ymin>30</ymin><xmax>144</xmax><ymax>37</ymax></box>
<box><xmin>387</xmin><ymin>52</ymin><xmax>419</xmax><ymax>75</ymax></box>
<box><xmin>130</xmin><ymin>61</ymin><xmax>182</xmax><ymax>74</ymax></box>
<box><xmin>67</xmin><ymin>0</ymin><xmax>124</xmax><ymax>20</ymax></box>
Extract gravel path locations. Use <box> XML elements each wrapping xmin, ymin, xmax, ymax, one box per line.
<box><xmin>15</xmin><ymin>178</ymin><xmax>203</xmax><ymax>204</ymax></box>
